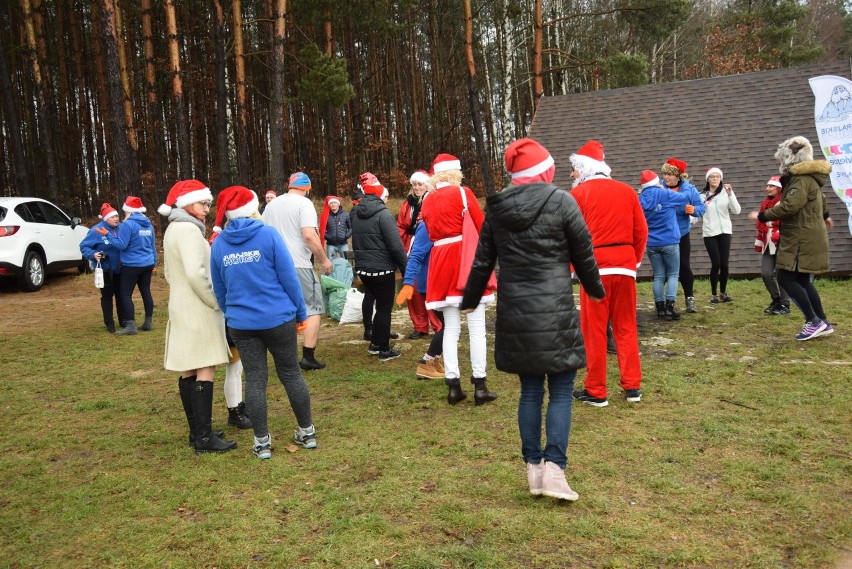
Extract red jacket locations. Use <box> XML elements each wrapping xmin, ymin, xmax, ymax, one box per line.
<box><xmin>754</xmin><ymin>195</ymin><xmax>781</xmax><ymax>253</ymax></box>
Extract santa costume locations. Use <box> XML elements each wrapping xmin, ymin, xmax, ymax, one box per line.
<box><xmin>569</xmin><ymin>141</ymin><xmax>648</xmax><ymax>406</ymax></box>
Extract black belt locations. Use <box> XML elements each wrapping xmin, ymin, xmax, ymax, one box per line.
<box><xmin>594</xmin><ymin>242</ymin><xmax>630</xmax><ymax>248</ymax></box>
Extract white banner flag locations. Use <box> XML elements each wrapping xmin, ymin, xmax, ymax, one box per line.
<box><xmin>809</xmin><ymin>74</ymin><xmax>852</xmax><ymax>234</ymax></box>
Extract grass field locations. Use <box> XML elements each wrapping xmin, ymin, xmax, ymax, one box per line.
<box><xmin>0</xmin><ymin>272</ymin><xmax>849</xmax><ymax>568</ymax></box>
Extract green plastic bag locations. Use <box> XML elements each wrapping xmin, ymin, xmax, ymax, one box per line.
<box><xmin>320</xmin><ymin>275</ymin><xmax>349</xmax><ymax>321</ymax></box>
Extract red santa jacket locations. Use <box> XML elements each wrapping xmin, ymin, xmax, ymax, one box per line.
<box><xmin>570</xmin><ymin>176</ymin><xmax>648</xmax><ymax>278</ymax></box>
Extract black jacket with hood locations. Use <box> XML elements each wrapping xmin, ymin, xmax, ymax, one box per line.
<box><xmin>351</xmin><ymin>194</ymin><xmax>408</xmax><ymax>274</ymax></box>
<box><xmin>461</xmin><ymin>183</ymin><xmax>604</xmax><ymax>374</ymax></box>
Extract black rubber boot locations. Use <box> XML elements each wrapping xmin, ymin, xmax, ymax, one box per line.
<box><xmin>227</xmin><ymin>401</ymin><xmax>252</xmax><ymax>429</ymax></box>
<box><xmin>665</xmin><ymin>300</ymin><xmax>681</xmax><ymax>321</ymax></box>
<box><xmin>472</xmin><ymin>376</ymin><xmax>497</xmax><ymax>406</ymax></box>
<box><xmin>446</xmin><ymin>378</ymin><xmax>467</xmax><ymax>405</ymax></box>
<box><xmin>139</xmin><ymin>316</ymin><xmax>153</xmax><ymax>331</ymax></box>
<box><xmin>655</xmin><ymin>301</ymin><xmax>666</xmax><ymax>319</ymax></box>
<box><xmin>191</xmin><ymin>381</ymin><xmax>236</xmax><ymax>453</ymax></box>
<box><xmin>179</xmin><ymin>375</ymin><xmax>223</xmax><ymax>446</ymax></box>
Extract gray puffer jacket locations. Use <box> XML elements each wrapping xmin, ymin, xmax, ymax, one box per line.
<box><xmin>351</xmin><ymin>194</ymin><xmax>407</xmax><ymax>274</ymax></box>
<box><xmin>461</xmin><ymin>183</ymin><xmax>604</xmax><ymax>374</ymax></box>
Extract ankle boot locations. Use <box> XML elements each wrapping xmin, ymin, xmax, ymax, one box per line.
<box><xmin>191</xmin><ymin>381</ymin><xmax>236</xmax><ymax>453</ymax></box>
<box><xmin>180</xmin><ymin>376</ymin><xmax>223</xmax><ymax>446</ymax></box>
<box><xmin>665</xmin><ymin>300</ymin><xmax>681</xmax><ymax>321</ymax></box>
<box><xmin>115</xmin><ymin>320</ymin><xmax>137</xmax><ymax>336</ymax></box>
<box><xmin>227</xmin><ymin>401</ymin><xmax>252</xmax><ymax>429</ymax></box>
<box><xmin>655</xmin><ymin>301</ymin><xmax>666</xmax><ymax>319</ymax></box>
<box><xmin>139</xmin><ymin>316</ymin><xmax>153</xmax><ymax>331</ymax></box>
<box><xmin>472</xmin><ymin>376</ymin><xmax>497</xmax><ymax>406</ymax></box>
<box><xmin>446</xmin><ymin>378</ymin><xmax>467</xmax><ymax>405</ymax></box>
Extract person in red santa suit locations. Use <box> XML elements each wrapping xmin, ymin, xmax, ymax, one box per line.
<box><xmin>420</xmin><ymin>154</ymin><xmax>497</xmax><ymax>406</ymax></box>
<box><xmin>569</xmin><ymin>141</ymin><xmax>648</xmax><ymax>407</ymax></box>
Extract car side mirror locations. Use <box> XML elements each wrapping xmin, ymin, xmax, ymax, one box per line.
<box><xmin>71</xmin><ymin>216</ymin><xmax>82</xmax><ymax>227</ymax></box>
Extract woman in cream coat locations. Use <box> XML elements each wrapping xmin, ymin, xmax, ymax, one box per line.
<box><xmin>159</xmin><ymin>179</ymin><xmax>236</xmax><ymax>454</ymax></box>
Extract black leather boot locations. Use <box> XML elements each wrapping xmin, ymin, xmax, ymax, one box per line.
<box><xmin>227</xmin><ymin>401</ymin><xmax>252</xmax><ymax>429</ymax></box>
<box><xmin>472</xmin><ymin>376</ymin><xmax>497</xmax><ymax>406</ymax></box>
<box><xmin>446</xmin><ymin>378</ymin><xmax>467</xmax><ymax>405</ymax></box>
<box><xmin>665</xmin><ymin>300</ymin><xmax>681</xmax><ymax>321</ymax></box>
<box><xmin>191</xmin><ymin>381</ymin><xmax>236</xmax><ymax>453</ymax></box>
<box><xmin>179</xmin><ymin>375</ymin><xmax>223</xmax><ymax>446</ymax></box>
<box><xmin>655</xmin><ymin>301</ymin><xmax>666</xmax><ymax>319</ymax></box>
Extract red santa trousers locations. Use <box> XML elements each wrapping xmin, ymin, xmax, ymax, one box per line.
<box><xmin>579</xmin><ymin>274</ymin><xmax>642</xmax><ymax>399</ymax></box>
<box><xmin>407</xmin><ymin>289</ymin><xmax>443</xmax><ymax>333</ymax></box>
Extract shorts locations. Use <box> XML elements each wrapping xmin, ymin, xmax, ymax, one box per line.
<box><xmin>297</xmin><ymin>267</ymin><xmax>325</xmax><ymax>316</ymax></box>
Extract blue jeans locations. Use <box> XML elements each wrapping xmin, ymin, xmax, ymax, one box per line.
<box><xmin>326</xmin><ymin>243</ymin><xmax>348</xmax><ymax>259</ymax></box>
<box><xmin>647</xmin><ymin>244</ymin><xmax>680</xmax><ymax>302</ymax></box>
<box><xmin>518</xmin><ymin>370</ymin><xmax>576</xmax><ymax>469</ymax></box>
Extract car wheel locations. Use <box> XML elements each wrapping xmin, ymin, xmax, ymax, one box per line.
<box><xmin>19</xmin><ymin>250</ymin><xmax>45</xmax><ymax>292</ymax></box>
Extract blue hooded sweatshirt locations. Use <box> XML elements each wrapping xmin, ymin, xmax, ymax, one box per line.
<box><xmin>210</xmin><ymin>217</ymin><xmax>307</xmax><ymax>331</ymax></box>
<box><xmin>402</xmin><ymin>221</ymin><xmax>432</xmax><ymax>294</ymax></box>
<box><xmin>640</xmin><ymin>184</ymin><xmax>691</xmax><ymax>247</ymax></box>
<box><xmin>80</xmin><ymin>220</ymin><xmax>122</xmax><ymax>272</ymax></box>
<box><xmin>107</xmin><ymin>213</ymin><xmax>157</xmax><ymax>267</ymax></box>
<box><xmin>670</xmin><ymin>180</ymin><xmax>705</xmax><ymax>237</ymax></box>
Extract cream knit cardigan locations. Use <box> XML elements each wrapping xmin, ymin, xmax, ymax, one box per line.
<box><xmin>163</xmin><ymin>220</ymin><xmax>229</xmax><ymax>372</ymax></box>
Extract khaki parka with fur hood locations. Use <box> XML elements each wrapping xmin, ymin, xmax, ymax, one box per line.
<box><xmin>759</xmin><ymin>136</ymin><xmax>831</xmax><ymax>274</ymax></box>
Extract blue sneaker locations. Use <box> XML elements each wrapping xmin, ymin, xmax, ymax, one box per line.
<box><xmin>795</xmin><ymin>320</ymin><xmax>827</xmax><ymax>341</ymax></box>
<box><xmin>294</xmin><ymin>425</ymin><xmax>317</xmax><ymax>449</ymax></box>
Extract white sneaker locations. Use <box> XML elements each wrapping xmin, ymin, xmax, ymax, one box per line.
<box><xmin>541</xmin><ymin>461</ymin><xmax>579</xmax><ymax>501</ymax></box>
<box><xmin>527</xmin><ymin>460</ymin><xmax>544</xmax><ymax>496</ymax></box>
<box><xmin>253</xmin><ymin>434</ymin><xmax>272</xmax><ymax>460</ymax></box>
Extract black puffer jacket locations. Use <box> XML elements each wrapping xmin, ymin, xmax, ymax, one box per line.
<box><xmin>325</xmin><ymin>209</ymin><xmax>352</xmax><ymax>245</ymax></box>
<box><xmin>351</xmin><ymin>194</ymin><xmax>408</xmax><ymax>274</ymax></box>
<box><xmin>461</xmin><ymin>183</ymin><xmax>604</xmax><ymax>374</ymax></box>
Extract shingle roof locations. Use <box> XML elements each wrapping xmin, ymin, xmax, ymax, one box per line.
<box><xmin>530</xmin><ymin>61</ymin><xmax>852</xmax><ymax>277</ymax></box>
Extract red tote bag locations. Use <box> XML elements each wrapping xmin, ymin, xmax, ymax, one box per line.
<box><xmin>457</xmin><ymin>187</ymin><xmax>497</xmax><ymax>291</ymax></box>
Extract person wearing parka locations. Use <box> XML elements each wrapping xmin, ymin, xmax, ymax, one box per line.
<box><xmin>351</xmin><ymin>173</ymin><xmax>408</xmax><ymax>358</ymax></box>
<box><xmin>461</xmin><ymin>139</ymin><xmax>604</xmax><ymax>503</ymax></box>
<box><xmin>753</xmin><ymin>136</ymin><xmax>835</xmax><ymax>340</ymax></box>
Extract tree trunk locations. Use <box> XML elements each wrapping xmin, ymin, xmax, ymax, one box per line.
<box><xmin>232</xmin><ymin>0</ymin><xmax>250</xmax><ymax>184</ymax></box>
<box><xmin>268</xmin><ymin>0</ymin><xmax>286</xmax><ymax>192</ymax></box>
<box><xmin>20</xmin><ymin>0</ymin><xmax>59</xmax><ymax>202</ymax></box>
<box><xmin>463</xmin><ymin>0</ymin><xmax>494</xmax><ymax>196</ymax></box>
<box><xmin>165</xmin><ymin>0</ymin><xmax>192</xmax><ymax>179</ymax></box>
<box><xmin>323</xmin><ymin>10</ymin><xmax>335</xmax><ymax>197</ymax></box>
<box><xmin>99</xmin><ymin>0</ymin><xmax>141</xmax><ymax>197</ymax></box>
<box><xmin>141</xmin><ymin>0</ymin><xmax>166</xmax><ymax>196</ymax></box>
<box><xmin>533</xmin><ymin>0</ymin><xmax>543</xmax><ymax>108</ymax></box>
<box><xmin>0</xmin><ymin>20</ymin><xmax>31</xmax><ymax>195</ymax></box>
<box><xmin>113</xmin><ymin>1</ymin><xmax>137</xmax><ymax>153</ymax></box>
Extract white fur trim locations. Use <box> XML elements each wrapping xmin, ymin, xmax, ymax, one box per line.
<box><xmin>328</xmin><ymin>198</ymin><xmax>341</xmax><ymax>205</ymax></box>
<box><xmin>599</xmin><ymin>267</ymin><xmax>637</xmax><ymax>279</ymax></box>
<box><xmin>767</xmin><ymin>179</ymin><xmax>782</xmax><ymax>188</ymax></box>
<box><xmin>123</xmin><ymin>204</ymin><xmax>146</xmax><ymax>213</ymax></box>
<box><xmin>705</xmin><ymin>167</ymin><xmax>723</xmax><ymax>181</ymax></box>
<box><xmin>225</xmin><ymin>194</ymin><xmax>260</xmax><ymax>220</ymax></box>
<box><xmin>432</xmin><ymin>159</ymin><xmax>461</xmax><ymax>173</ymax></box>
<box><xmin>509</xmin><ymin>155</ymin><xmax>555</xmax><ymax>180</ymax></box>
<box><xmin>157</xmin><ymin>204</ymin><xmax>172</xmax><ymax>216</ymax></box>
<box><xmin>641</xmin><ymin>176</ymin><xmax>660</xmax><ymax>189</ymax></box>
<box><xmin>100</xmin><ymin>211</ymin><xmax>119</xmax><ymax>220</ymax></box>
<box><xmin>174</xmin><ymin>187</ymin><xmax>213</xmax><ymax>209</ymax></box>
<box><xmin>410</xmin><ymin>171</ymin><xmax>430</xmax><ymax>185</ymax></box>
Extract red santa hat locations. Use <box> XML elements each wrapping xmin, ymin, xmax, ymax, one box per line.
<box><xmin>123</xmin><ymin>196</ymin><xmax>147</xmax><ymax>214</ymax></box>
<box><xmin>570</xmin><ymin>140</ymin><xmax>610</xmax><ymax>181</ymax></box>
<box><xmin>705</xmin><ymin>167</ymin><xmax>723</xmax><ymax>180</ymax></box>
<box><xmin>99</xmin><ymin>203</ymin><xmax>119</xmax><ymax>221</ymax></box>
<box><xmin>640</xmin><ymin>170</ymin><xmax>660</xmax><ymax>189</ymax></box>
<box><xmin>265</xmin><ymin>190</ymin><xmax>277</xmax><ymax>199</ymax></box>
<box><xmin>431</xmin><ymin>153</ymin><xmax>462</xmax><ymax>174</ymax></box>
<box><xmin>212</xmin><ymin>186</ymin><xmax>259</xmax><ymax>233</ymax></box>
<box><xmin>359</xmin><ymin>172</ymin><xmax>385</xmax><ymax>197</ymax></box>
<box><xmin>664</xmin><ymin>157</ymin><xmax>688</xmax><ymax>174</ymax></box>
<box><xmin>410</xmin><ymin>170</ymin><xmax>430</xmax><ymax>185</ymax></box>
<box><xmin>767</xmin><ymin>176</ymin><xmax>782</xmax><ymax>188</ymax></box>
<box><xmin>157</xmin><ymin>179</ymin><xmax>213</xmax><ymax>216</ymax></box>
<box><xmin>504</xmin><ymin>138</ymin><xmax>555</xmax><ymax>181</ymax></box>
<box><xmin>327</xmin><ymin>196</ymin><xmax>341</xmax><ymax>206</ymax></box>
<box><xmin>575</xmin><ymin>140</ymin><xmax>604</xmax><ymax>162</ymax></box>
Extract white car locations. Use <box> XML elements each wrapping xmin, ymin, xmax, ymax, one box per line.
<box><xmin>0</xmin><ymin>197</ymin><xmax>89</xmax><ymax>292</ymax></box>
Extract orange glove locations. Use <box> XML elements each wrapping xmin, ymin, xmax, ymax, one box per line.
<box><xmin>396</xmin><ymin>284</ymin><xmax>414</xmax><ymax>305</ymax></box>
<box><xmin>296</xmin><ymin>321</ymin><xmax>307</xmax><ymax>333</ymax></box>
<box><xmin>685</xmin><ymin>204</ymin><xmax>695</xmax><ymax>215</ymax></box>
<box><xmin>94</xmin><ymin>227</ymin><xmax>108</xmax><ymax>235</ymax></box>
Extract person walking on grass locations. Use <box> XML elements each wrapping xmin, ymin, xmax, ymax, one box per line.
<box><xmin>210</xmin><ymin>186</ymin><xmax>316</xmax><ymax>460</ymax></box>
<box><xmin>700</xmin><ymin>167</ymin><xmax>741</xmax><ymax>303</ymax></box>
<box><xmin>158</xmin><ymin>180</ymin><xmax>235</xmax><ymax>454</ymax></box>
<box><xmin>638</xmin><ymin>171</ymin><xmax>691</xmax><ymax>320</ymax></box>
<box><xmin>748</xmin><ymin>136</ymin><xmax>835</xmax><ymax>341</ymax></box>
<box><xmin>263</xmin><ymin>172</ymin><xmax>333</xmax><ymax>370</ymax></box>
<box><xmin>754</xmin><ymin>176</ymin><xmax>790</xmax><ymax>316</ymax></box>
<box><xmin>81</xmin><ymin>203</ymin><xmax>127</xmax><ymax>333</ymax></box>
<box><xmin>569</xmin><ymin>140</ymin><xmax>648</xmax><ymax>408</ymax></box>
<box><xmin>462</xmin><ymin>138</ymin><xmax>604</xmax><ymax>501</ymax></box>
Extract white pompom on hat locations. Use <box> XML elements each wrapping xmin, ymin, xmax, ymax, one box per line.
<box><xmin>640</xmin><ymin>170</ymin><xmax>660</xmax><ymax>189</ymax></box>
<box><xmin>705</xmin><ymin>167</ymin><xmax>723</xmax><ymax>180</ymax></box>
<box><xmin>212</xmin><ymin>186</ymin><xmax>259</xmax><ymax>233</ymax></box>
<box><xmin>123</xmin><ymin>196</ymin><xmax>147</xmax><ymax>214</ymax></box>
<box><xmin>158</xmin><ymin>179</ymin><xmax>213</xmax><ymax>216</ymax></box>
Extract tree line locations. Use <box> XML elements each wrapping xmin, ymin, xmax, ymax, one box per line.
<box><xmin>1</xmin><ymin>0</ymin><xmax>849</xmax><ymax>217</ymax></box>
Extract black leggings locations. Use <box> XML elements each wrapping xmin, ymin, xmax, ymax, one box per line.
<box><xmin>426</xmin><ymin>310</ymin><xmax>445</xmax><ymax>358</ymax></box>
<box><xmin>360</xmin><ymin>272</ymin><xmax>396</xmax><ymax>349</ymax></box>
<box><xmin>703</xmin><ymin>233</ymin><xmax>732</xmax><ymax>296</ymax></box>
<box><xmin>777</xmin><ymin>269</ymin><xmax>827</xmax><ymax>323</ymax></box>
<box><xmin>678</xmin><ymin>233</ymin><xmax>694</xmax><ymax>298</ymax></box>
